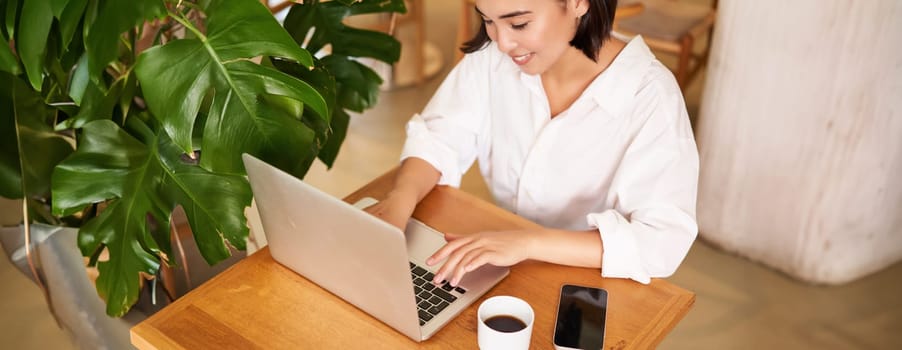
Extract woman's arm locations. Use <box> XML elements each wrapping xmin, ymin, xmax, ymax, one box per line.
<box><xmin>365</xmin><ymin>157</ymin><xmax>441</xmax><ymax>230</ymax></box>
<box><xmin>392</xmin><ymin>157</ymin><xmax>442</xmax><ymax>202</ymax></box>
<box><xmin>427</xmin><ymin>227</ymin><xmax>604</xmax><ymax>286</ymax></box>
<box><xmin>589</xmin><ymin>69</ymin><xmax>699</xmax><ymax>284</ymax></box>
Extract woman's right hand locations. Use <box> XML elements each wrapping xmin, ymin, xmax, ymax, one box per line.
<box><xmin>364</xmin><ymin>189</ymin><xmax>419</xmax><ymax>231</ymax></box>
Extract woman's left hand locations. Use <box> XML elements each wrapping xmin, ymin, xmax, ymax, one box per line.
<box><xmin>426</xmin><ymin>230</ymin><xmax>536</xmax><ymax>286</ymax></box>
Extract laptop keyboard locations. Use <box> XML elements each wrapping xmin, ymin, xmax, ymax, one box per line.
<box><xmin>409</xmin><ymin>262</ymin><xmax>468</xmax><ymax>326</ymax></box>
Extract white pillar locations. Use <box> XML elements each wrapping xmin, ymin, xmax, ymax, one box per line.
<box><xmin>696</xmin><ymin>0</ymin><xmax>902</xmax><ymax>284</ymax></box>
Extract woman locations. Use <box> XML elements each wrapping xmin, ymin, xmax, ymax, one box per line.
<box><xmin>366</xmin><ymin>0</ymin><xmax>698</xmax><ymax>287</ymax></box>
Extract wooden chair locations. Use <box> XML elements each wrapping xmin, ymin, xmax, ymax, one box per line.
<box><xmin>399</xmin><ymin>0</ymin><xmax>426</xmax><ymax>85</ymax></box>
<box><xmin>614</xmin><ymin>0</ymin><xmax>717</xmax><ymax>89</ymax></box>
<box><xmin>455</xmin><ymin>0</ymin><xmax>476</xmax><ymax>62</ymax></box>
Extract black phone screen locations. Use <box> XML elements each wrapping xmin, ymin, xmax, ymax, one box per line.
<box><xmin>553</xmin><ymin>284</ymin><xmax>608</xmax><ymax>349</ymax></box>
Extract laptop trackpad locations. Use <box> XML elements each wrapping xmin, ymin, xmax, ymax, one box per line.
<box><xmin>404</xmin><ymin>219</ymin><xmax>447</xmax><ymax>264</ymax></box>
<box><xmin>351</xmin><ymin>197</ymin><xmax>448</xmax><ymax>265</ymax></box>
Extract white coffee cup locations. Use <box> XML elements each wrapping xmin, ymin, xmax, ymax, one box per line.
<box><xmin>477</xmin><ymin>295</ymin><xmax>535</xmax><ymax>350</ymax></box>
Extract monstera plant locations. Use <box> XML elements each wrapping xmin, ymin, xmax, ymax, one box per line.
<box><xmin>0</xmin><ymin>0</ymin><xmax>405</xmax><ymax>317</ymax></box>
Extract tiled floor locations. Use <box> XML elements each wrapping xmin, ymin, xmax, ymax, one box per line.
<box><xmin>2</xmin><ymin>1</ymin><xmax>901</xmax><ymax>349</ymax></box>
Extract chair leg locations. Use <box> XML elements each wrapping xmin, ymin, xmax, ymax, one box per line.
<box><xmin>455</xmin><ymin>0</ymin><xmax>473</xmax><ymax>62</ymax></box>
<box><xmin>411</xmin><ymin>0</ymin><xmax>425</xmax><ymax>85</ymax></box>
<box><xmin>676</xmin><ymin>35</ymin><xmax>694</xmax><ymax>89</ymax></box>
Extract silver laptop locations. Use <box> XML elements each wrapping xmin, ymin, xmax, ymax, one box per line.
<box><xmin>242</xmin><ymin>154</ymin><xmax>509</xmax><ymax>342</ymax></box>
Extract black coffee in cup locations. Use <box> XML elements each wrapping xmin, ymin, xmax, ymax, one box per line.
<box><xmin>484</xmin><ymin>315</ymin><xmax>527</xmax><ymax>333</ymax></box>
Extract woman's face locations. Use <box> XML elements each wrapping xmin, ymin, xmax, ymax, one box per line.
<box><xmin>475</xmin><ymin>0</ymin><xmax>588</xmax><ymax>75</ymax></box>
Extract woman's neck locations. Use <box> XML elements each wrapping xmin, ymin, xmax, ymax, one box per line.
<box><xmin>541</xmin><ymin>38</ymin><xmax>627</xmax><ymax>117</ymax></box>
<box><xmin>542</xmin><ymin>38</ymin><xmax>626</xmax><ymax>86</ymax></box>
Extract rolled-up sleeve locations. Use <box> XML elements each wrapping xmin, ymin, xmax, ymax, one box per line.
<box><xmin>400</xmin><ymin>53</ymin><xmax>489</xmax><ymax>187</ymax></box>
<box><xmin>588</xmin><ymin>75</ymin><xmax>699</xmax><ymax>284</ymax></box>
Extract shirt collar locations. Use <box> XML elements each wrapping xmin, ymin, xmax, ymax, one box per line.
<box><xmin>588</xmin><ymin>35</ymin><xmax>655</xmax><ymax>118</ymax></box>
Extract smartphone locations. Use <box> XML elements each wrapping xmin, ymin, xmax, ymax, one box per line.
<box><xmin>552</xmin><ymin>284</ymin><xmax>608</xmax><ymax>350</ymax></box>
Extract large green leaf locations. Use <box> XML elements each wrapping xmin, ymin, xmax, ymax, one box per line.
<box><xmin>59</xmin><ymin>0</ymin><xmax>87</xmax><ymax>50</ymax></box>
<box><xmin>158</xmin><ymin>139</ymin><xmax>251</xmax><ymax>262</ymax></box>
<box><xmin>270</xmin><ymin>57</ymin><xmax>337</xmax><ymax>172</ymax></box>
<box><xmin>283</xmin><ymin>0</ymin><xmax>405</xmax><ymax>63</ymax></box>
<box><xmin>318</xmin><ymin>107</ymin><xmax>350</xmax><ymax>168</ymax></box>
<box><xmin>3</xmin><ymin>0</ymin><xmax>17</xmax><ymax>38</ymax></box>
<box><xmin>49</xmin><ymin>0</ymin><xmax>67</xmax><ymax>16</ymax></box>
<box><xmin>51</xmin><ymin>121</ymin><xmax>146</xmax><ymax>217</ymax></box>
<box><xmin>17</xmin><ymin>0</ymin><xmax>54</xmax><ymax>89</ymax></box>
<box><xmin>52</xmin><ymin>119</ymin><xmax>252</xmax><ymax>316</ymax></box>
<box><xmin>57</xmin><ymin>69</ymin><xmax>124</xmax><ymax>130</ymax></box>
<box><xmin>68</xmin><ymin>53</ymin><xmax>90</xmax><ymax>104</ymax></box>
<box><xmin>199</xmin><ymin>60</ymin><xmax>326</xmax><ymax>176</ymax></box>
<box><xmin>78</xmin><ymin>199</ymin><xmax>163</xmax><ymax>317</ymax></box>
<box><xmin>7</xmin><ymin>0</ymin><xmax>80</xmax><ymax>88</ymax></box>
<box><xmin>0</xmin><ymin>72</ymin><xmax>73</xmax><ymax>199</ymax></box>
<box><xmin>136</xmin><ymin>0</ymin><xmax>327</xmax><ymax>177</ymax></box>
<box><xmin>0</xmin><ymin>34</ymin><xmax>19</xmax><ymax>74</ymax></box>
<box><xmin>279</xmin><ymin>0</ymin><xmax>403</xmax><ymax>168</ymax></box>
<box><xmin>84</xmin><ymin>0</ymin><xmax>166</xmax><ymax>81</ymax></box>
<box><xmin>321</xmin><ymin>55</ymin><xmax>382</xmax><ymax>113</ymax></box>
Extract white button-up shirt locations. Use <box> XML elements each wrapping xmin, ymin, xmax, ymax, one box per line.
<box><xmin>400</xmin><ymin>36</ymin><xmax>698</xmax><ymax>284</ymax></box>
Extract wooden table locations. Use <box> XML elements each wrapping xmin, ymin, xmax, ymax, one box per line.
<box><xmin>131</xmin><ymin>170</ymin><xmax>694</xmax><ymax>349</ymax></box>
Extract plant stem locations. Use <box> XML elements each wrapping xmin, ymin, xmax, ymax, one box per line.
<box><xmin>168</xmin><ymin>10</ymin><xmax>206</xmax><ymax>42</ymax></box>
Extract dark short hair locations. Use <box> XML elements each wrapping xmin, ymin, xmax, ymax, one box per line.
<box><xmin>460</xmin><ymin>0</ymin><xmax>618</xmax><ymax>62</ymax></box>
